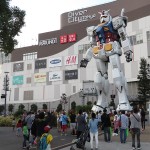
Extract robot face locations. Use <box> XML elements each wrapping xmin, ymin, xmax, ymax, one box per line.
<box><xmin>99</xmin><ymin>10</ymin><xmax>112</xmax><ymax>23</ymax></box>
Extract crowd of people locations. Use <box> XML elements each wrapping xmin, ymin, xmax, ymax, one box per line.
<box><xmin>11</xmin><ymin>106</ymin><xmax>146</xmax><ymax>150</ymax></box>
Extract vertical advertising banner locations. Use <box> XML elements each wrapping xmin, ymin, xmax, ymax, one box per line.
<box><xmin>65</xmin><ymin>69</ymin><xmax>78</xmax><ymax>80</ymax></box>
<box><xmin>13</xmin><ymin>75</ymin><xmax>24</xmax><ymax>85</ymax></box>
<box><xmin>34</xmin><ymin>73</ymin><xmax>46</xmax><ymax>83</ymax></box>
<box><xmin>13</xmin><ymin>62</ymin><xmax>24</xmax><ymax>72</ymax></box>
<box><xmin>49</xmin><ymin>57</ymin><xmax>62</xmax><ymax>67</ymax></box>
<box><xmin>35</xmin><ymin>59</ymin><xmax>47</xmax><ymax>69</ymax></box>
<box><xmin>49</xmin><ymin>71</ymin><xmax>62</xmax><ymax>81</ymax></box>
<box><xmin>64</xmin><ymin>55</ymin><xmax>78</xmax><ymax>66</ymax></box>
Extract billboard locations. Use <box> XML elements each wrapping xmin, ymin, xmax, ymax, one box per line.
<box><xmin>49</xmin><ymin>57</ymin><xmax>62</xmax><ymax>67</ymax></box>
<box><xmin>34</xmin><ymin>73</ymin><xmax>46</xmax><ymax>83</ymax></box>
<box><xmin>13</xmin><ymin>62</ymin><xmax>24</xmax><ymax>72</ymax></box>
<box><xmin>65</xmin><ymin>69</ymin><xmax>78</xmax><ymax>80</ymax></box>
<box><xmin>35</xmin><ymin>59</ymin><xmax>47</xmax><ymax>69</ymax></box>
<box><xmin>64</xmin><ymin>55</ymin><xmax>78</xmax><ymax>66</ymax></box>
<box><xmin>49</xmin><ymin>71</ymin><xmax>62</xmax><ymax>81</ymax></box>
<box><xmin>13</xmin><ymin>75</ymin><xmax>24</xmax><ymax>85</ymax></box>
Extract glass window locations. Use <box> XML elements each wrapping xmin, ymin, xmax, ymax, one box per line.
<box><xmin>23</xmin><ymin>52</ymin><xmax>37</xmax><ymax>61</ymax></box>
<box><xmin>146</xmin><ymin>31</ymin><xmax>150</xmax><ymax>41</ymax></box>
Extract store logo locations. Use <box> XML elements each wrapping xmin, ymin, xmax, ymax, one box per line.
<box><xmin>50</xmin><ymin>59</ymin><xmax>61</xmax><ymax>64</ymax></box>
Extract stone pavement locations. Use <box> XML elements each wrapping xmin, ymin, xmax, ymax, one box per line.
<box><xmin>61</xmin><ymin>125</ymin><xmax>150</xmax><ymax>150</ymax></box>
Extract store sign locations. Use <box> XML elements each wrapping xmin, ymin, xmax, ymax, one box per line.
<box><xmin>65</xmin><ymin>69</ymin><xmax>78</xmax><ymax>80</ymax></box>
<box><xmin>35</xmin><ymin>59</ymin><xmax>47</xmax><ymax>69</ymax></box>
<box><xmin>49</xmin><ymin>71</ymin><xmax>62</xmax><ymax>81</ymax></box>
<box><xmin>68</xmin><ymin>9</ymin><xmax>96</xmax><ymax>23</ymax></box>
<box><xmin>60</xmin><ymin>33</ymin><xmax>76</xmax><ymax>44</ymax></box>
<box><xmin>34</xmin><ymin>73</ymin><xmax>46</xmax><ymax>83</ymax></box>
<box><xmin>39</xmin><ymin>38</ymin><xmax>57</xmax><ymax>46</ymax></box>
<box><xmin>13</xmin><ymin>75</ymin><xmax>23</xmax><ymax>85</ymax></box>
<box><xmin>64</xmin><ymin>55</ymin><xmax>78</xmax><ymax>65</ymax></box>
<box><xmin>49</xmin><ymin>57</ymin><xmax>62</xmax><ymax>67</ymax></box>
<box><xmin>13</xmin><ymin>62</ymin><xmax>24</xmax><ymax>72</ymax></box>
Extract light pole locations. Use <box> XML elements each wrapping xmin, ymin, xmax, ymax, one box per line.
<box><xmin>3</xmin><ymin>72</ymin><xmax>9</xmax><ymax>117</ymax></box>
<box><xmin>80</xmin><ymin>89</ymin><xmax>85</xmax><ymax>105</ymax></box>
<box><xmin>60</xmin><ymin>93</ymin><xmax>68</xmax><ymax>110</ymax></box>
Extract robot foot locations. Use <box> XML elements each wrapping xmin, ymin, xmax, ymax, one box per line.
<box><xmin>92</xmin><ymin>105</ymin><xmax>103</xmax><ymax>112</ymax></box>
<box><xmin>116</xmin><ymin>103</ymin><xmax>132</xmax><ymax>111</ymax></box>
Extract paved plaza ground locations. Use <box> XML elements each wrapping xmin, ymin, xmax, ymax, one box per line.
<box><xmin>0</xmin><ymin>124</ymin><xmax>150</xmax><ymax>150</ymax></box>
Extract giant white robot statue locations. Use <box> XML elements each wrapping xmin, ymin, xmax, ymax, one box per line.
<box><xmin>80</xmin><ymin>9</ymin><xmax>132</xmax><ymax>111</ymax></box>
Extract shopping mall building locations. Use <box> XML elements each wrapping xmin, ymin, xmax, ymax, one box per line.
<box><xmin>0</xmin><ymin>0</ymin><xmax>150</xmax><ymax>111</ymax></box>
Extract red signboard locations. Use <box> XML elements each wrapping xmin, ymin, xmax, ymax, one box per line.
<box><xmin>60</xmin><ymin>35</ymin><xmax>68</xmax><ymax>44</ymax></box>
<box><xmin>60</xmin><ymin>33</ymin><xmax>76</xmax><ymax>44</ymax></box>
<box><xmin>68</xmin><ymin>33</ymin><xmax>76</xmax><ymax>42</ymax></box>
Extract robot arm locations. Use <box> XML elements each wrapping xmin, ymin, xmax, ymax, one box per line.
<box><xmin>112</xmin><ymin>9</ymin><xmax>133</xmax><ymax>62</ymax></box>
<box><xmin>80</xmin><ymin>26</ymin><xmax>97</xmax><ymax>68</ymax></box>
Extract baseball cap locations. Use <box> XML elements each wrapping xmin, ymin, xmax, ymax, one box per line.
<box><xmin>44</xmin><ymin>125</ymin><xmax>51</xmax><ymax>132</ymax></box>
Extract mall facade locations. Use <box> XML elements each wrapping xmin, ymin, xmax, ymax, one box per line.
<box><xmin>1</xmin><ymin>0</ymin><xmax>150</xmax><ymax>111</ymax></box>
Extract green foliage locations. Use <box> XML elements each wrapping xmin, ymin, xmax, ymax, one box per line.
<box><xmin>8</xmin><ymin>104</ymin><xmax>14</xmax><ymax>113</ymax></box>
<box><xmin>18</xmin><ymin>104</ymin><xmax>25</xmax><ymax>111</ymax></box>
<box><xmin>0</xmin><ymin>116</ymin><xmax>12</xmax><ymax>126</ymax></box>
<box><xmin>0</xmin><ymin>105</ymin><xmax>4</xmax><ymax>114</ymax></box>
<box><xmin>0</xmin><ymin>0</ymin><xmax>25</xmax><ymax>55</ymax></box>
<box><xmin>14</xmin><ymin>109</ymin><xmax>24</xmax><ymax>118</ymax></box>
<box><xmin>137</xmin><ymin>58</ymin><xmax>150</xmax><ymax>108</ymax></box>
<box><xmin>42</xmin><ymin>104</ymin><xmax>47</xmax><ymax>110</ymax></box>
<box><xmin>56</xmin><ymin>104</ymin><xmax>62</xmax><ymax>112</ymax></box>
<box><xmin>30</xmin><ymin>104</ymin><xmax>38</xmax><ymax>113</ymax></box>
<box><xmin>71</xmin><ymin>101</ymin><xmax>76</xmax><ymax>110</ymax></box>
<box><xmin>75</xmin><ymin>105</ymin><xmax>92</xmax><ymax>114</ymax></box>
<box><xmin>87</xmin><ymin>101</ymin><xmax>92</xmax><ymax>106</ymax></box>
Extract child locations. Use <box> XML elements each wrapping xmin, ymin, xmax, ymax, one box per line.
<box><xmin>22</xmin><ymin>122</ymin><xmax>29</xmax><ymax>149</ymax></box>
<box><xmin>12</xmin><ymin>118</ymin><xmax>16</xmax><ymax>131</ymax></box>
<box><xmin>40</xmin><ymin>125</ymin><xmax>53</xmax><ymax>150</ymax></box>
<box><xmin>16</xmin><ymin>119</ymin><xmax>22</xmax><ymax>136</ymax></box>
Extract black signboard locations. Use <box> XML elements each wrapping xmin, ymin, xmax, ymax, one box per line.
<box><xmin>35</xmin><ymin>59</ymin><xmax>47</xmax><ymax>69</ymax></box>
<box><xmin>65</xmin><ymin>69</ymin><xmax>78</xmax><ymax>80</ymax></box>
<box><xmin>13</xmin><ymin>62</ymin><xmax>24</xmax><ymax>72</ymax></box>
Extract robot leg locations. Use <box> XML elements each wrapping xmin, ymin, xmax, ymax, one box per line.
<box><xmin>92</xmin><ymin>72</ymin><xmax>109</xmax><ymax>112</ymax></box>
<box><xmin>109</xmin><ymin>55</ymin><xmax>132</xmax><ymax>111</ymax></box>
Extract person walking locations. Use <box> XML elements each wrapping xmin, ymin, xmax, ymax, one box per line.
<box><xmin>69</xmin><ymin>110</ymin><xmax>77</xmax><ymax>135</ymax></box>
<box><xmin>12</xmin><ymin>118</ymin><xmax>16</xmax><ymax>131</ymax></box>
<box><xmin>113</xmin><ymin>111</ymin><xmax>119</xmax><ymax>136</ymax></box>
<box><xmin>130</xmin><ymin>107</ymin><xmax>141</xmax><ymax>150</ymax></box>
<box><xmin>76</xmin><ymin>109</ymin><xmax>87</xmax><ymax>139</ymax></box>
<box><xmin>140</xmin><ymin>107</ymin><xmax>146</xmax><ymax>131</ymax></box>
<box><xmin>88</xmin><ymin>112</ymin><xmax>99</xmax><ymax>150</ymax></box>
<box><xmin>22</xmin><ymin>122</ymin><xmax>29</xmax><ymax>149</ymax></box>
<box><xmin>61</xmin><ymin>111</ymin><xmax>69</xmax><ymax>136</ymax></box>
<box><xmin>16</xmin><ymin>119</ymin><xmax>22</xmax><ymax>136</ymax></box>
<box><xmin>101</xmin><ymin>109</ymin><xmax>111</xmax><ymax>142</ymax></box>
<box><xmin>119</xmin><ymin>110</ymin><xmax>129</xmax><ymax>143</ymax></box>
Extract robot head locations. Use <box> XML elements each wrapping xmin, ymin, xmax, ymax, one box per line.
<box><xmin>98</xmin><ymin>10</ymin><xmax>112</xmax><ymax>23</ymax></box>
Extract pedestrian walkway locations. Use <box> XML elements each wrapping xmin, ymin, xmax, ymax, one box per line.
<box><xmin>61</xmin><ymin>125</ymin><xmax>150</xmax><ymax>150</ymax></box>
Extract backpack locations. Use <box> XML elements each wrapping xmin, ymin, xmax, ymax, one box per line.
<box><xmin>40</xmin><ymin>133</ymin><xmax>48</xmax><ymax>150</ymax></box>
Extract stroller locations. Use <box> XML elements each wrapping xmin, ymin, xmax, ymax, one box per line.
<box><xmin>70</xmin><ymin>125</ymin><xmax>90</xmax><ymax>150</ymax></box>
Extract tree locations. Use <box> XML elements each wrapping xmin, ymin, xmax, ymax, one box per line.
<box><xmin>137</xmin><ymin>58</ymin><xmax>150</xmax><ymax>109</ymax></box>
<box><xmin>87</xmin><ymin>101</ymin><xmax>92</xmax><ymax>106</ymax></box>
<box><xmin>30</xmin><ymin>104</ymin><xmax>38</xmax><ymax>113</ymax></box>
<box><xmin>18</xmin><ymin>104</ymin><xmax>25</xmax><ymax>111</ymax></box>
<box><xmin>71</xmin><ymin>101</ymin><xmax>76</xmax><ymax>110</ymax></box>
<box><xmin>42</xmin><ymin>104</ymin><xmax>48</xmax><ymax>110</ymax></box>
<box><xmin>0</xmin><ymin>0</ymin><xmax>25</xmax><ymax>55</ymax></box>
<box><xmin>56</xmin><ymin>104</ymin><xmax>62</xmax><ymax>113</ymax></box>
<box><xmin>0</xmin><ymin>105</ymin><xmax>4</xmax><ymax>114</ymax></box>
<box><xmin>8</xmin><ymin>104</ymin><xmax>14</xmax><ymax>113</ymax></box>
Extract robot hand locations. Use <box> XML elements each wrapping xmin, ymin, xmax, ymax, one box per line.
<box><xmin>80</xmin><ymin>59</ymin><xmax>88</xmax><ymax>68</ymax></box>
<box><xmin>125</xmin><ymin>51</ymin><xmax>132</xmax><ymax>62</ymax></box>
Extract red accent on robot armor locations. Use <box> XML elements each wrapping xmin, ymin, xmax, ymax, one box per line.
<box><xmin>105</xmin><ymin>32</ymin><xmax>119</xmax><ymax>43</ymax></box>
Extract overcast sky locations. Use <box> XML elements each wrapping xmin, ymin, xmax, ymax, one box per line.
<box><xmin>10</xmin><ymin>0</ymin><xmax>115</xmax><ymax>47</ymax></box>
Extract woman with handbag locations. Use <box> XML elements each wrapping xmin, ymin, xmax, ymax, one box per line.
<box><xmin>130</xmin><ymin>107</ymin><xmax>141</xmax><ymax>150</ymax></box>
<box><xmin>88</xmin><ymin>112</ymin><xmax>99</xmax><ymax>150</ymax></box>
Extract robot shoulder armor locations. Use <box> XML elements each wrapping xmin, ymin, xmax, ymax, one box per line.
<box><xmin>112</xmin><ymin>16</ymin><xmax>127</xmax><ymax>30</ymax></box>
